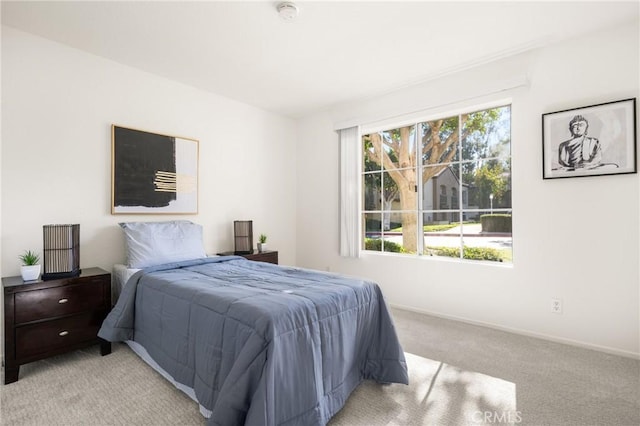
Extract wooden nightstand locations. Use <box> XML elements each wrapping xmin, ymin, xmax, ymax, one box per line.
<box><xmin>3</xmin><ymin>267</ymin><xmax>112</xmax><ymax>384</ymax></box>
<box><xmin>217</xmin><ymin>250</ymin><xmax>279</xmax><ymax>265</ymax></box>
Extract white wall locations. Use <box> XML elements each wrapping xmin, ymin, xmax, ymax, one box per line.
<box><xmin>296</xmin><ymin>21</ymin><xmax>640</xmax><ymax>357</ymax></box>
<box><xmin>1</xmin><ymin>28</ymin><xmax>297</xmax><ymax>275</ymax></box>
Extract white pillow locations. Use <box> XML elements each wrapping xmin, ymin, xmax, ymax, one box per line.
<box><xmin>119</xmin><ymin>220</ymin><xmax>207</xmax><ymax>268</ymax></box>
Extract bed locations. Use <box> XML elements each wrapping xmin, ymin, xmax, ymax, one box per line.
<box><xmin>98</xmin><ymin>221</ymin><xmax>408</xmax><ymax>426</ymax></box>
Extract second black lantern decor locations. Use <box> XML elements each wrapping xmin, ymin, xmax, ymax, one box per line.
<box><xmin>234</xmin><ymin>220</ymin><xmax>253</xmax><ymax>254</ymax></box>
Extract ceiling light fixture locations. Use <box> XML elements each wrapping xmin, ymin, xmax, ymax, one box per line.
<box><xmin>277</xmin><ymin>2</ymin><xmax>298</xmax><ymax>22</ymax></box>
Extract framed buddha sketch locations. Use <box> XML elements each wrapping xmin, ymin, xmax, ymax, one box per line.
<box><xmin>542</xmin><ymin>98</ymin><xmax>636</xmax><ymax>179</ymax></box>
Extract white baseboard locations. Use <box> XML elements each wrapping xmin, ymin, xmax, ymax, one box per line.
<box><xmin>390</xmin><ymin>303</ymin><xmax>640</xmax><ymax>360</ymax></box>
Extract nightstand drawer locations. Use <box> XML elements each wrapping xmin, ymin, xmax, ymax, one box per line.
<box><xmin>15</xmin><ymin>312</ymin><xmax>104</xmax><ymax>359</ymax></box>
<box><xmin>15</xmin><ymin>280</ymin><xmax>106</xmax><ymax>324</ymax></box>
<box><xmin>217</xmin><ymin>250</ymin><xmax>279</xmax><ymax>264</ymax></box>
<box><xmin>247</xmin><ymin>251</ymin><xmax>278</xmax><ymax>264</ymax></box>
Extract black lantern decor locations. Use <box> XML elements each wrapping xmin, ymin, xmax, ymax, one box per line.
<box><xmin>234</xmin><ymin>220</ymin><xmax>253</xmax><ymax>254</ymax></box>
<box><xmin>42</xmin><ymin>224</ymin><xmax>80</xmax><ymax>280</ymax></box>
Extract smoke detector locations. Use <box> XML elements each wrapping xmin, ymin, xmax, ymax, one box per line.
<box><xmin>277</xmin><ymin>2</ymin><xmax>298</xmax><ymax>22</ymax></box>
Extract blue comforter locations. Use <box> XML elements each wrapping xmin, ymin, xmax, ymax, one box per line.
<box><xmin>98</xmin><ymin>257</ymin><xmax>408</xmax><ymax>425</ymax></box>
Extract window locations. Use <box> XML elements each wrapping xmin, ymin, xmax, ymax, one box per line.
<box><xmin>362</xmin><ymin>105</ymin><xmax>512</xmax><ymax>263</ymax></box>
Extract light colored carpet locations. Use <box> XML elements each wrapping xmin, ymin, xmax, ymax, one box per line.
<box><xmin>330</xmin><ymin>353</ymin><xmax>516</xmax><ymax>425</ymax></box>
<box><xmin>0</xmin><ymin>343</ymin><xmax>516</xmax><ymax>425</ymax></box>
<box><xmin>0</xmin><ymin>343</ymin><xmax>203</xmax><ymax>425</ymax></box>
<box><xmin>391</xmin><ymin>308</ymin><xmax>640</xmax><ymax>426</ymax></box>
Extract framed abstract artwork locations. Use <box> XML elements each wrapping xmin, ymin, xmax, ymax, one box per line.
<box><xmin>111</xmin><ymin>125</ymin><xmax>199</xmax><ymax>214</ymax></box>
<box><xmin>542</xmin><ymin>98</ymin><xmax>637</xmax><ymax>179</ymax></box>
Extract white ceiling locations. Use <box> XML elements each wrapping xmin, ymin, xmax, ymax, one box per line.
<box><xmin>2</xmin><ymin>1</ymin><xmax>639</xmax><ymax>118</ymax></box>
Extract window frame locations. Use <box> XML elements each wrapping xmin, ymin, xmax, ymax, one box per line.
<box><xmin>360</xmin><ymin>101</ymin><xmax>513</xmax><ymax>264</ymax></box>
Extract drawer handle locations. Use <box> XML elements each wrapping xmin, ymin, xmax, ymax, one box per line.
<box><xmin>59</xmin><ymin>331</ymin><xmax>69</xmax><ymax>337</ymax></box>
<box><xmin>58</xmin><ymin>298</ymin><xmax>69</xmax><ymax>304</ymax></box>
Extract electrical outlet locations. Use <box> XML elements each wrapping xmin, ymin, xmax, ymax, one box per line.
<box><xmin>551</xmin><ymin>298</ymin><xmax>562</xmax><ymax>314</ymax></box>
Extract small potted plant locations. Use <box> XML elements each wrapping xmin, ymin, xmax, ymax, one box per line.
<box><xmin>257</xmin><ymin>234</ymin><xmax>268</xmax><ymax>252</ymax></box>
<box><xmin>19</xmin><ymin>250</ymin><xmax>41</xmax><ymax>281</ymax></box>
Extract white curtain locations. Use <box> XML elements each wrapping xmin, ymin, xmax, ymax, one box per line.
<box><xmin>339</xmin><ymin>126</ymin><xmax>360</xmax><ymax>258</ymax></box>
